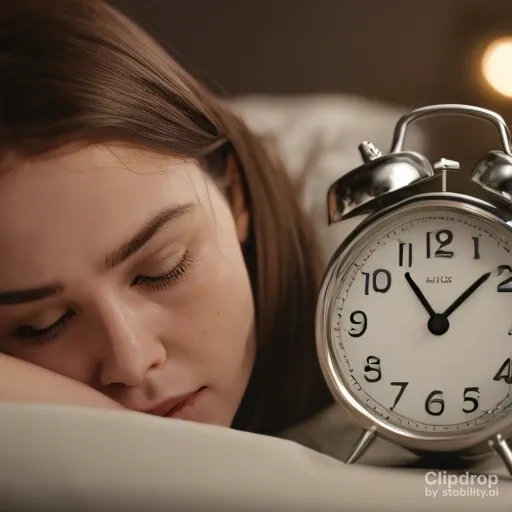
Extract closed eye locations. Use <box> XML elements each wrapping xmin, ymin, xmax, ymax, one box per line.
<box><xmin>11</xmin><ymin>308</ymin><xmax>76</xmax><ymax>346</ymax></box>
<box><xmin>131</xmin><ymin>250</ymin><xmax>192</xmax><ymax>290</ymax></box>
<box><xmin>10</xmin><ymin>251</ymin><xmax>194</xmax><ymax>347</ymax></box>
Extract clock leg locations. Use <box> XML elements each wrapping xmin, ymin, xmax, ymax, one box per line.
<box><xmin>345</xmin><ymin>428</ymin><xmax>377</xmax><ymax>464</ymax></box>
<box><xmin>488</xmin><ymin>434</ymin><xmax>512</xmax><ymax>477</ymax></box>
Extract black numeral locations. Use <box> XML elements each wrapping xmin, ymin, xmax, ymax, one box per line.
<box><xmin>390</xmin><ymin>381</ymin><xmax>408</xmax><ymax>411</ymax></box>
<box><xmin>348</xmin><ymin>311</ymin><xmax>367</xmax><ymax>338</ymax></box>
<box><xmin>378</xmin><ymin>385</ymin><xmax>481</xmax><ymax>416</ymax></box>
<box><xmin>462</xmin><ymin>387</ymin><xmax>479</xmax><ymax>413</ymax></box>
<box><xmin>398</xmin><ymin>242</ymin><xmax>413</xmax><ymax>267</ymax></box>
<box><xmin>425</xmin><ymin>390</ymin><xmax>445</xmax><ymax>416</ymax></box>
<box><xmin>426</xmin><ymin>230</ymin><xmax>454</xmax><ymax>259</ymax></box>
<box><xmin>472</xmin><ymin>237</ymin><xmax>481</xmax><ymax>260</ymax></box>
<box><xmin>493</xmin><ymin>358</ymin><xmax>512</xmax><ymax>384</ymax></box>
<box><xmin>362</xmin><ymin>269</ymin><xmax>391</xmax><ymax>295</ymax></box>
<box><xmin>497</xmin><ymin>265</ymin><xmax>512</xmax><ymax>292</ymax></box>
<box><xmin>363</xmin><ymin>356</ymin><xmax>381</xmax><ymax>383</ymax></box>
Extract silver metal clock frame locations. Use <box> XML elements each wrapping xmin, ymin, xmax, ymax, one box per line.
<box><xmin>317</xmin><ymin>104</ymin><xmax>512</xmax><ymax>476</ymax></box>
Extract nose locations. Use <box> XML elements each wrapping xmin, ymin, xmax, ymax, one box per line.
<box><xmin>95</xmin><ymin>297</ymin><xmax>167</xmax><ymax>388</ymax></box>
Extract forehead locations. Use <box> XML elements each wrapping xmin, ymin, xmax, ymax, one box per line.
<box><xmin>0</xmin><ymin>144</ymin><xmax>205</xmax><ymax>225</ymax></box>
<box><xmin>2</xmin><ymin>144</ymin><xmax>199</xmax><ymax>204</ymax></box>
<box><xmin>0</xmin><ymin>144</ymin><xmax>211</xmax><ymax>284</ymax></box>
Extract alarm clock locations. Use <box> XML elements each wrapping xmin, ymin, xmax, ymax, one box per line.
<box><xmin>316</xmin><ymin>104</ymin><xmax>512</xmax><ymax>475</ymax></box>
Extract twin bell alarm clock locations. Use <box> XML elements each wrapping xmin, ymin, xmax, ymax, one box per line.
<box><xmin>315</xmin><ymin>104</ymin><xmax>512</xmax><ymax>475</ymax></box>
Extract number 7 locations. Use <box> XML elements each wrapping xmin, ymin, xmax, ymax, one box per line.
<box><xmin>390</xmin><ymin>381</ymin><xmax>409</xmax><ymax>411</ymax></box>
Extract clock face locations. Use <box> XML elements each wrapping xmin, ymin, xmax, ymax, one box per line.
<box><xmin>328</xmin><ymin>201</ymin><xmax>512</xmax><ymax>434</ymax></box>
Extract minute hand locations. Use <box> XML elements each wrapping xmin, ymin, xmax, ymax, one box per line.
<box><xmin>442</xmin><ymin>272</ymin><xmax>491</xmax><ymax>318</ymax></box>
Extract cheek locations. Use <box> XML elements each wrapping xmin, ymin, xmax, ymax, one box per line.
<box><xmin>160</xmin><ymin>232</ymin><xmax>255</xmax><ymax>374</ymax></box>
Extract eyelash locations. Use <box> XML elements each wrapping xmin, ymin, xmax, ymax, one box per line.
<box><xmin>11</xmin><ymin>253</ymin><xmax>193</xmax><ymax>347</ymax></box>
<box><xmin>130</xmin><ymin>252</ymin><xmax>192</xmax><ymax>291</ymax></box>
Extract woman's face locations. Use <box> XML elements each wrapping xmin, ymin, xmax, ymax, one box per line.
<box><xmin>0</xmin><ymin>144</ymin><xmax>256</xmax><ymax>427</ymax></box>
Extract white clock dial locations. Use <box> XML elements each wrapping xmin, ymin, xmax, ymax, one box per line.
<box><xmin>330</xmin><ymin>204</ymin><xmax>512</xmax><ymax>434</ymax></box>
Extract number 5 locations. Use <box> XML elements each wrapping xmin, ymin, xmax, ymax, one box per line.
<box><xmin>462</xmin><ymin>387</ymin><xmax>479</xmax><ymax>413</ymax></box>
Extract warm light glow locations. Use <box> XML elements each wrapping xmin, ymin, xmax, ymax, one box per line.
<box><xmin>481</xmin><ymin>37</ymin><xmax>512</xmax><ymax>98</ymax></box>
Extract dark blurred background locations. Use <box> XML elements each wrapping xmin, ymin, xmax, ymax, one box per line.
<box><xmin>109</xmin><ymin>0</ymin><xmax>512</xmax><ymax>190</ymax></box>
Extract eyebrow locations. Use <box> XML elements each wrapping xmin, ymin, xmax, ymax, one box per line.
<box><xmin>102</xmin><ymin>202</ymin><xmax>195</xmax><ymax>271</ymax></box>
<box><xmin>0</xmin><ymin>203</ymin><xmax>196</xmax><ymax>306</ymax></box>
<box><xmin>0</xmin><ymin>284</ymin><xmax>64</xmax><ymax>306</ymax></box>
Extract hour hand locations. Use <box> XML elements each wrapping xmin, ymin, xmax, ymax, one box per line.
<box><xmin>404</xmin><ymin>272</ymin><xmax>436</xmax><ymax>317</ymax></box>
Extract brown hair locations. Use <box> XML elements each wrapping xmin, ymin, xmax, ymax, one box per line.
<box><xmin>0</xmin><ymin>0</ymin><xmax>333</xmax><ymax>434</ymax></box>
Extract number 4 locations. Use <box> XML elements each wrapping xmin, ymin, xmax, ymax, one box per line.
<box><xmin>493</xmin><ymin>358</ymin><xmax>512</xmax><ymax>384</ymax></box>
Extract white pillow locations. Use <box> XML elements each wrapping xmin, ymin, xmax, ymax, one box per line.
<box><xmin>1</xmin><ymin>404</ymin><xmax>509</xmax><ymax>511</ymax></box>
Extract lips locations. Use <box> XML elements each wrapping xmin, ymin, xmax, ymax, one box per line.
<box><xmin>143</xmin><ymin>387</ymin><xmax>205</xmax><ymax>418</ymax></box>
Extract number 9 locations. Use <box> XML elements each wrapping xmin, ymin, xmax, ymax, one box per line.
<box><xmin>348</xmin><ymin>310</ymin><xmax>368</xmax><ymax>338</ymax></box>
